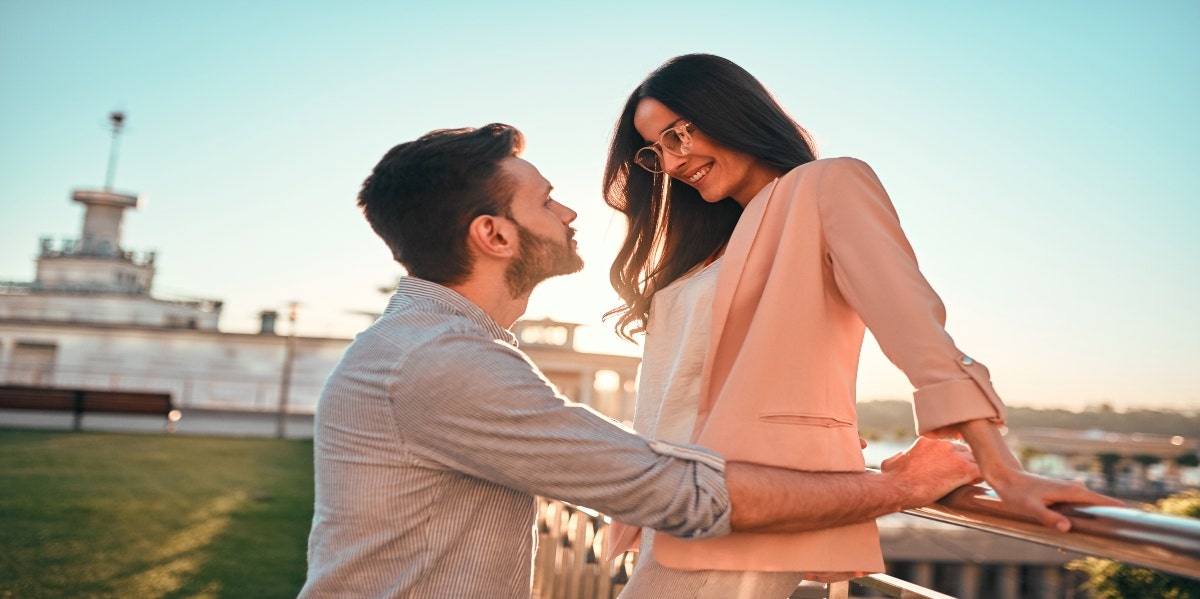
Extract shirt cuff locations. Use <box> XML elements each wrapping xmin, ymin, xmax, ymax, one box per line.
<box><xmin>648</xmin><ymin>440</ymin><xmax>732</xmax><ymax>540</ymax></box>
<box><xmin>912</xmin><ymin>356</ymin><xmax>1007</xmax><ymax>435</ymax></box>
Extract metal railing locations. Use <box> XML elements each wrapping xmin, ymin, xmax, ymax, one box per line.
<box><xmin>533</xmin><ymin>485</ymin><xmax>1200</xmax><ymax>599</ymax></box>
<box><xmin>534</xmin><ymin>499</ymin><xmax>621</xmax><ymax>599</ymax></box>
<box><xmin>904</xmin><ymin>485</ymin><xmax>1200</xmax><ymax>580</ymax></box>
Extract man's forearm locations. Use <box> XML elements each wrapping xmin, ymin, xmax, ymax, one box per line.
<box><xmin>722</xmin><ymin>438</ymin><xmax>979</xmax><ymax>534</ymax></box>
<box><xmin>724</xmin><ymin>463</ymin><xmax>908</xmax><ymax>533</ymax></box>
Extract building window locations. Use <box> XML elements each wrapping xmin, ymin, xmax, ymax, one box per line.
<box><xmin>519</xmin><ymin>324</ymin><xmax>569</xmax><ymax>347</ymax></box>
<box><xmin>164</xmin><ymin>315</ymin><xmax>198</xmax><ymax>329</ymax></box>
<box><xmin>9</xmin><ymin>341</ymin><xmax>58</xmax><ymax>386</ymax></box>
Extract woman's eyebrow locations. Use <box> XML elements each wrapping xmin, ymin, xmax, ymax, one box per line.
<box><xmin>659</xmin><ymin>118</ymin><xmax>686</xmax><ymax>134</ymax></box>
<box><xmin>643</xmin><ymin>119</ymin><xmax>687</xmax><ymax>144</ymax></box>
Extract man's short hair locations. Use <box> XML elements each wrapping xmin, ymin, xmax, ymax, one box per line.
<box><xmin>358</xmin><ymin>123</ymin><xmax>525</xmax><ymax>284</ymax></box>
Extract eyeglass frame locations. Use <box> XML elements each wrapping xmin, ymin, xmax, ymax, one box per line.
<box><xmin>634</xmin><ymin>121</ymin><xmax>695</xmax><ymax>173</ymax></box>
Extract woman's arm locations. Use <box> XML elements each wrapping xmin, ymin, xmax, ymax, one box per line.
<box><xmin>816</xmin><ymin>158</ymin><xmax>1121</xmax><ymax>525</ymax></box>
<box><xmin>955</xmin><ymin>418</ymin><xmax>1122</xmax><ymax>530</ymax></box>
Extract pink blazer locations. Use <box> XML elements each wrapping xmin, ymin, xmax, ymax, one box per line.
<box><xmin>610</xmin><ymin>158</ymin><xmax>1006</xmax><ymax>576</ymax></box>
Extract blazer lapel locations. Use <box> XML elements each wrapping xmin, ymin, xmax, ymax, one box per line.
<box><xmin>692</xmin><ymin>178</ymin><xmax>780</xmax><ymax>441</ymax></box>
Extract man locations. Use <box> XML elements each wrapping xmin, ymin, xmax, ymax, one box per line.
<box><xmin>298</xmin><ymin>124</ymin><xmax>981</xmax><ymax>598</ymax></box>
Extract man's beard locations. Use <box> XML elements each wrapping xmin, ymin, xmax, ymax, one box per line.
<box><xmin>505</xmin><ymin>221</ymin><xmax>584</xmax><ymax>298</ymax></box>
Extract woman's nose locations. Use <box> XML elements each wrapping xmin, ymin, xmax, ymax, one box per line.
<box><xmin>661</xmin><ymin>151</ymin><xmax>686</xmax><ymax>175</ymax></box>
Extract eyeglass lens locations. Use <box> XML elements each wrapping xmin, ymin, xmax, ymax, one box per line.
<box><xmin>661</xmin><ymin>126</ymin><xmax>688</xmax><ymax>154</ymax></box>
<box><xmin>634</xmin><ymin>124</ymin><xmax>692</xmax><ymax>173</ymax></box>
<box><xmin>635</xmin><ymin>147</ymin><xmax>662</xmax><ymax>173</ymax></box>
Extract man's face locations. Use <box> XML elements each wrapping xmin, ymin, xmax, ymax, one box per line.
<box><xmin>499</xmin><ymin>157</ymin><xmax>584</xmax><ymax>297</ymax></box>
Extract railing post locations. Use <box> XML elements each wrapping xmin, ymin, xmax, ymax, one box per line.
<box><xmin>959</xmin><ymin>563</ymin><xmax>981</xmax><ymax>599</ymax></box>
<box><xmin>997</xmin><ymin>564</ymin><xmax>1019</xmax><ymax>599</ymax></box>
<box><xmin>1033</xmin><ymin>566</ymin><xmax>1061</xmax><ymax>599</ymax></box>
<box><xmin>72</xmin><ymin>390</ymin><xmax>84</xmax><ymax>431</ymax></box>
<box><xmin>911</xmin><ymin>562</ymin><xmax>933</xmax><ymax>589</ymax></box>
<box><xmin>826</xmin><ymin>580</ymin><xmax>849</xmax><ymax>599</ymax></box>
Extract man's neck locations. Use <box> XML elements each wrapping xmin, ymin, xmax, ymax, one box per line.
<box><xmin>444</xmin><ymin>277</ymin><xmax>529</xmax><ymax>330</ymax></box>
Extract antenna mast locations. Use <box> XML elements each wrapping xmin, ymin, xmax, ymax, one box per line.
<box><xmin>104</xmin><ymin>111</ymin><xmax>126</xmax><ymax>191</ymax></box>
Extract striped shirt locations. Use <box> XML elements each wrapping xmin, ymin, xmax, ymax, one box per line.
<box><xmin>299</xmin><ymin>277</ymin><xmax>731</xmax><ymax>598</ymax></box>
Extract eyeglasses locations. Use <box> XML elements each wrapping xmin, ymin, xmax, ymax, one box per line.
<box><xmin>634</xmin><ymin>122</ymin><xmax>695</xmax><ymax>173</ymax></box>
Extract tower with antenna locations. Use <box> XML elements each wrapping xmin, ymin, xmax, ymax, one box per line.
<box><xmin>0</xmin><ymin>111</ymin><xmax>222</xmax><ymax>330</ymax></box>
<box><xmin>35</xmin><ymin>111</ymin><xmax>154</xmax><ymax>295</ymax></box>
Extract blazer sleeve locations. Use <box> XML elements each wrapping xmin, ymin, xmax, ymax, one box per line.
<box><xmin>815</xmin><ymin>158</ymin><xmax>1006</xmax><ymax>434</ymax></box>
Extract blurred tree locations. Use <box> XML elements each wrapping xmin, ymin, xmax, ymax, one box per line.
<box><xmin>1177</xmin><ymin>453</ymin><xmax>1200</xmax><ymax>468</ymax></box>
<box><xmin>1131</xmin><ymin>454</ymin><xmax>1162</xmax><ymax>492</ymax></box>
<box><xmin>1096</xmin><ymin>453</ymin><xmax>1123</xmax><ymax>492</ymax></box>
<box><xmin>855</xmin><ymin>400</ymin><xmax>1200</xmax><ymax>438</ymax></box>
<box><xmin>1018</xmin><ymin>446</ymin><xmax>1046</xmax><ymax>468</ymax></box>
<box><xmin>1133</xmin><ymin>454</ymin><xmax>1162</xmax><ymax>468</ymax></box>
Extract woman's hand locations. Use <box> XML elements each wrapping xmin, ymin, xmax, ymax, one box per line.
<box><xmin>987</xmin><ymin>468</ymin><xmax>1124</xmax><ymax>531</ymax></box>
<box><xmin>952</xmin><ymin>418</ymin><xmax>1124</xmax><ymax>531</ymax></box>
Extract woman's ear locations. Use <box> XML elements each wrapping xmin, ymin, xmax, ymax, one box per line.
<box><xmin>465</xmin><ymin>214</ymin><xmax>516</xmax><ymax>259</ymax></box>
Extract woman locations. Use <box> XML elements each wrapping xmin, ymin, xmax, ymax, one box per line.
<box><xmin>603</xmin><ymin>54</ymin><xmax>1116</xmax><ymax>597</ymax></box>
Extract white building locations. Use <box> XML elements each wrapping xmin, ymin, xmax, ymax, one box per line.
<box><xmin>0</xmin><ymin>179</ymin><xmax>353</xmax><ymax>414</ymax></box>
<box><xmin>0</xmin><ymin>115</ymin><xmax>638</xmax><ymax>424</ymax></box>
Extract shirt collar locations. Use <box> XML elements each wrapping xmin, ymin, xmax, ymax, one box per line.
<box><xmin>390</xmin><ymin>277</ymin><xmax>517</xmax><ymax>346</ymax></box>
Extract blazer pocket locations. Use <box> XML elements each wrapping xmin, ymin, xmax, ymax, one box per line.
<box><xmin>758</xmin><ymin>413</ymin><xmax>854</xmax><ymax>427</ymax></box>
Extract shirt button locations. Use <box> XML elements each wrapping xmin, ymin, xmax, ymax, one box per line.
<box><xmin>961</xmin><ymin>356</ymin><xmax>974</xmax><ymax>366</ymax></box>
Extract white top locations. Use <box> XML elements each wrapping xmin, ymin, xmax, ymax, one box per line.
<box><xmin>633</xmin><ymin>257</ymin><xmax>724</xmax><ymax>558</ymax></box>
<box><xmin>634</xmin><ymin>257</ymin><xmax>724</xmax><ymax>445</ymax></box>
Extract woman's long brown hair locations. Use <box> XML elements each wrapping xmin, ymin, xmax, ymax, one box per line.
<box><xmin>603</xmin><ymin>54</ymin><xmax>818</xmax><ymax>342</ymax></box>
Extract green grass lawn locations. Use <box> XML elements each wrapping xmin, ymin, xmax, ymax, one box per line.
<box><xmin>0</xmin><ymin>428</ymin><xmax>314</xmax><ymax>598</ymax></box>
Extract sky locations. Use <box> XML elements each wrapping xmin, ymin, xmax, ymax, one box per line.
<box><xmin>1</xmin><ymin>1</ymin><xmax>1196</xmax><ymax>411</ymax></box>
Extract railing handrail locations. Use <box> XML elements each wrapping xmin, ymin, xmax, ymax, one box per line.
<box><xmin>906</xmin><ymin>484</ymin><xmax>1200</xmax><ymax>580</ymax></box>
<box><xmin>534</xmin><ymin>491</ymin><xmax>1200</xmax><ymax>599</ymax></box>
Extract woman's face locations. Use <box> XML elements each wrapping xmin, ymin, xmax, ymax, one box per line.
<box><xmin>632</xmin><ymin>97</ymin><xmax>780</xmax><ymax>207</ymax></box>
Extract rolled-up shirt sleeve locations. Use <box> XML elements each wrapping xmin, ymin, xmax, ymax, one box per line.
<box><xmin>817</xmin><ymin>158</ymin><xmax>1006</xmax><ymax>434</ymax></box>
<box><xmin>392</xmin><ymin>332</ymin><xmax>731</xmax><ymax>541</ymax></box>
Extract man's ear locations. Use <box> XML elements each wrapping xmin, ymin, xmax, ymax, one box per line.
<box><xmin>465</xmin><ymin>214</ymin><xmax>516</xmax><ymax>259</ymax></box>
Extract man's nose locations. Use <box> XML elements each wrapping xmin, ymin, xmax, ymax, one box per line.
<box><xmin>554</xmin><ymin>202</ymin><xmax>577</xmax><ymax>224</ymax></box>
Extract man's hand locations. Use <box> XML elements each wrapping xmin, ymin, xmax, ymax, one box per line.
<box><xmin>879</xmin><ymin>437</ymin><xmax>981</xmax><ymax>510</ymax></box>
<box><xmin>725</xmin><ymin>436</ymin><xmax>985</xmax><ymax>534</ymax></box>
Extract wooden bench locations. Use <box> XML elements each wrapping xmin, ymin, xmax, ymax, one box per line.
<box><xmin>0</xmin><ymin>385</ymin><xmax>175</xmax><ymax>431</ymax></box>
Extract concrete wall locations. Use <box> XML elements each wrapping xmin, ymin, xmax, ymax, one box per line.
<box><xmin>0</xmin><ymin>319</ymin><xmax>641</xmax><ymax>419</ymax></box>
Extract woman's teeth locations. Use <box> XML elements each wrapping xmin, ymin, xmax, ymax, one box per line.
<box><xmin>688</xmin><ymin>166</ymin><xmax>710</xmax><ymax>183</ymax></box>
